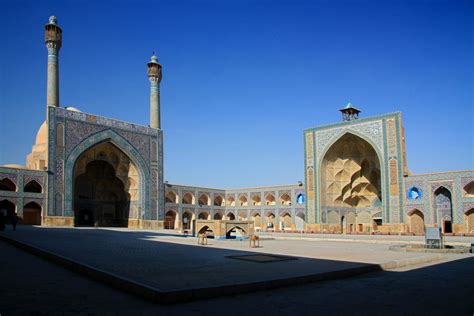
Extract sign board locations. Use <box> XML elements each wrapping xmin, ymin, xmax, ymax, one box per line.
<box><xmin>425</xmin><ymin>227</ymin><xmax>443</xmax><ymax>249</ymax></box>
<box><xmin>295</xmin><ymin>217</ymin><xmax>304</xmax><ymax>231</ymax></box>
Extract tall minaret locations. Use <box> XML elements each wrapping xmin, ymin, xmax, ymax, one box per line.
<box><xmin>147</xmin><ymin>54</ymin><xmax>162</xmax><ymax>129</ymax></box>
<box><xmin>44</xmin><ymin>16</ymin><xmax>62</xmax><ymax>108</ymax></box>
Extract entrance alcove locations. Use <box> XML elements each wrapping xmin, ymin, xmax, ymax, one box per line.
<box><xmin>434</xmin><ymin>186</ymin><xmax>453</xmax><ymax>233</ymax></box>
<box><xmin>321</xmin><ymin>133</ymin><xmax>382</xmax><ymax>209</ymax></box>
<box><xmin>408</xmin><ymin>209</ymin><xmax>424</xmax><ymax>234</ymax></box>
<box><xmin>73</xmin><ymin>142</ymin><xmax>139</xmax><ymax>227</ymax></box>
<box><xmin>23</xmin><ymin>201</ymin><xmax>42</xmax><ymax>225</ymax></box>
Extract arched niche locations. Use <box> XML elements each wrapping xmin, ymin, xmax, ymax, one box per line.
<box><xmin>24</xmin><ymin>180</ymin><xmax>43</xmax><ymax>193</ymax></box>
<box><xmin>73</xmin><ymin>142</ymin><xmax>139</xmax><ymax>227</ymax></box>
<box><xmin>321</xmin><ymin>133</ymin><xmax>382</xmax><ymax>209</ymax></box>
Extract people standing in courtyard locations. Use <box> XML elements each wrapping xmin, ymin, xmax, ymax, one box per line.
<box><xmin>11</xmin><ymin>213</ymin><xmax>18</xmax><ymax>231</ymax></box>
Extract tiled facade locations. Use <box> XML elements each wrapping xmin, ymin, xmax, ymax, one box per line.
<box><xmin>163</xmin><ymin>183</ymin><xmax>306</xmax><ymax>232</ymax></box>
<box><xmin>304</xmin><ymin>112</ymin><xmax>474</xmax><ymax>234</ymax></box>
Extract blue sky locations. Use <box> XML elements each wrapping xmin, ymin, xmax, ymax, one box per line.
<box><xmin>0</xmin><ymin>0</ymin><xmax>472</xmax><ymax>188</ymax></box>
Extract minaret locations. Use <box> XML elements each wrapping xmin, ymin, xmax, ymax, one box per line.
<box><xmin>44</xmin><ymin>16</ymin><xmax>62</xmax><ymax>108</ymax></box>
<box><xmin>147</xmin><ymin>54</ymin><xmax>163</xmax><ymax>129</ymax></box>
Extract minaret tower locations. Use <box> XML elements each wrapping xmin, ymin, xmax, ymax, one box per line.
<box><xmin>44</xmin><ymin>16</ymin><xmax>62</xmax><ymax>108</ymax></box>
<box><xmin>147</xmin><ymin>54</ymin><xmax>163</xmax><ymax>129</ymax></box>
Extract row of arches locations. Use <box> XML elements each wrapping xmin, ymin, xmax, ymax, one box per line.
<box><xmin>165</xmin><ymin>191</ymin><xmax>304</xmax><ymax>207</ymax></box>
<box><xmin>0</xmin><ymin>178</ymin><xmax>43</xmax><ymax>193</ymax></box>
<box><xmin>0</xmin><ymin>199</ymin><xmax>42</xmax><ymax>225</ymax></box>
<box><xmin>164</xmin><ymin>209</ymin><xmax>306</xmax><ymax>231</ymax></box>
<box><xmin>408</xmin><ymin>208</ymin><xmax>474</xmax><ymax>234</ymax></box>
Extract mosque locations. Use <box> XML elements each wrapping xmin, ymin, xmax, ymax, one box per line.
<box><xmin>0</xmin><ymin>17</ymin><xmax>473</xmax><ymax>235</ymax></box>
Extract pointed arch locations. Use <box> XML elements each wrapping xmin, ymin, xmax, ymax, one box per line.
<box><xmin>433</xmin><ymin>186</ymin><xmax>453</xmax><ymax>233</ymax></box>
<box><xmin>23</xmin><ymin>201</ymin><xmax>42</xmax><ymax>225</ymax></box>
<box><xmin>279</xmin><ymin>193</ymin><xmax>291</xmax><ymax>205</ymax></box>
<box><xmin>0</xmin><ymin>178</ymin><xmax>16</xmax><ymax>192</ymax></box>
<box><xmin>320</xmin><ymin>132</ymin><xmax>383</xmax><ymax>210</ymax></box>
<box><xmin>239</xmin><ymin>195</ymin><xmax>248</xmax><ymax>207</ymax></box>
<box><xmin>24</xmin><ymin>180</ymin><xmax>43</xmax><ymax>193</ymax></box>
<box><xmin>463</xmin><ymin>181</ymin><xmax>474</xmax><ymax>197</ymax></box>
<box><xmin>165</xmin><ymin>191</ymin><xmax>178</xmax><ymax>203</ymax></box>
<box><xmin>226</xmin><ymin>212</ymin><xmax>236</xmax><ymax>220</ymax></box>
<box><xmin>407</xmin><ymin>209</ymin><xmax>424</xmax><ymax>234</ymax></box>
<box><xmin>198</xmin><ymin>211</ymin><xmax>210</xmax><ymax>220</ymax></box>
<box><xmin>164</xmin><ymin>210</ymin><xmax>178</xmax><ymax>229</ymax></box>
<box><xmin>198</xmin><ymin>193</ymin><xmax>211</xmax><ymax>206</ymax></box>
<box><xmin>265</xmin><ymin>193</ymin><xmax>276</xmax><ymax>205</ymax></box>
<box><xmin>182</xmin><ymin>192</ymin><xmax>195</xmax><ymax>205</ymax></box>
<box><xmin>251</xmin><ymin>194</ymin><xmax>261</xmax><ymax>206</ymax></box>
<box><xmin>64</xmin><ymin>129</ymin><xmax>149</xmax><ymax>218</ymax></box>
<box><xmin>214</xmin><ymin>195</ymin><xmax>224</xmax><ymax>206</ymax></box>
<box><xmin>226</xmin><ymin>196</ymin><xmax>236</xmax><ymax>207</ymax></box>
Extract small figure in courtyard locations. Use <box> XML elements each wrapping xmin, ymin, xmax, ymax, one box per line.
<box><xmin>0</xmin><ymin>212</ymin><xmax>5</xmax><ymax>231</ymax></box>
<box><xmin>11</xmin><ymin>213</ymin><xmax>18</xmax><ymax>231</ymax></box>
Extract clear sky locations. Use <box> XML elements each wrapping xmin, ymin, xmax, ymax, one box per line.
<box><xmin>0</xmin><ymin>0</ymin><xmax>472</xmax><ymax>188</ymax></box>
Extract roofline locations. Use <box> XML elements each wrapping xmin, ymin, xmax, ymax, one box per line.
<box><xmin>407</xmin><ymin>169</ymin><xmax>474</xmax><ymax>177</ymax></box>
<box><xmin>303</xmin><ymin>111</ymin><xmax>401</xmax><ymax>132</ymax></box>
<box><xmin>165</xmin><ymin>182</ymin><xmax>305</xmax><ymax>191</ymax></box>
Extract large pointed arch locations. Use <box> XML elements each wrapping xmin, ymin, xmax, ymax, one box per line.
<box><xmin>319</xmin><ymin>131</ymin><xmax>384</xmax><ymax>212</ymax></box>
<box><xmin>64</xmin><ymin>129</ymin><xmax>149</xmax><ymax>219</ymax></box>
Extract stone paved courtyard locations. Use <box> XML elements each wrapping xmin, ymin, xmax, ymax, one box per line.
<box><xmin>0</xmin><ymin>227</ymin><xmax>473</xmax><ymax>315</ymax></box>
<box><xmin>1</xmin><ymin>226</ymin><xmax>472</xmax><ymax>300</ymax></box>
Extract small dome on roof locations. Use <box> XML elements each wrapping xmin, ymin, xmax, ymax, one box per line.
<box><xmin>65</xmin><ymin>106</ymin><xmax>82</xmax><ymax>112</ymax></box>
<box><xmin>1</xmin><ymin>164</ymin><xmax>28</xmax><ymax>169</ymax></box>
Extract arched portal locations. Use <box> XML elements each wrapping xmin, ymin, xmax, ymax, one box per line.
<box><xmin>73</xmin><ymin>142</ymin><xmax>138</xmax><ymax>227</ymax></box>
<box><xmin>321</xmin><ymin>133</ymin><xmax>382</xmax><ymax>209</ymax></box>
<box><xmin>408</xmin><ymin>209</ymin><xmax>424</xmax><ymax>234</ymax></box>
<box><xmin>434</xmin><ymin>187</ymin><xmax>453</xmax><ymax>233</ymax></box>
<box><xmin>164</xmin><ymin>210</ymin><xmax>177</xmax><ymax>229</ymax></box>
<box><xmin>23</xmin><ymin>202</ymin><xmax>42</xmax><ymax>225</ymax></box>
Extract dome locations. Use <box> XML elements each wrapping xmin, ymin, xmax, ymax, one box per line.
<box><xmin>65</xmin><ymin>106</ymin><xmax>82</xmax><ymax>112</ymax></box>
<box><xmin>35</xmin><ymin>121</ymin><xmax>47</xmax><ymax>145</ymax></box>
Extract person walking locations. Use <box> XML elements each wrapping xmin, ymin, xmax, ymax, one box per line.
<box><xmin>11</xmin><ymin>212</ymin><xmax>18</xmax><ymax>231</ymax></box>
